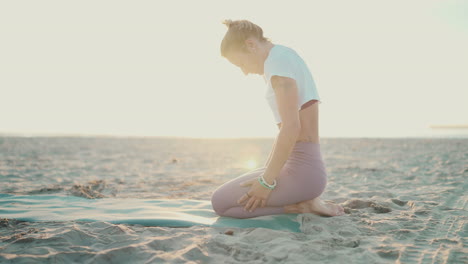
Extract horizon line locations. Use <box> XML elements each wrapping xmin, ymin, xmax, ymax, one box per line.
<box><xmin>1</xmin><ymin>132</ymin><xmax>467</xmax><ymax>140</ymax></box>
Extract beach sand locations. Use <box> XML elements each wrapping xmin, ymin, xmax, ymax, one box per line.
<box><xmin>0</xmin><ymin>137</ymin><xmax>466</xmax><ymax>263</ymax></box>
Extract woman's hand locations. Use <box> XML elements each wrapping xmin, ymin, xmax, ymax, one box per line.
<box><xmin>237</xmin><ymin>177</ymin><xmax>273</xmax><ymax>212</ymax></box>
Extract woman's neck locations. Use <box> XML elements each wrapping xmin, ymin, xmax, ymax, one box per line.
<box><xmin>261</xmin><ymin>42</ymin><xmax>275</xmax><ymax>62</ymax></box>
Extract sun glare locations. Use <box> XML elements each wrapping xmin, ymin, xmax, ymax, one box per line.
<box><xmin>246</xmin><ymin>159</ymin><xmax>257</xmax><ymax>169</ymax></box>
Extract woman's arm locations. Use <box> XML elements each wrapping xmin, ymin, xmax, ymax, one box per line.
<box><xmin>264</xmin><ymin>134</ymin><xmax>278</xmax><ymax>167</ymax></box>
<box><xmin>262</xmin><ymin>76</ymin><xmax>301</xmax><ymax>184</ymax></box>
<box><xmin>264</xmin><ymin>123</ymin><xmax>283</xmax><ymax>166</ymax></box>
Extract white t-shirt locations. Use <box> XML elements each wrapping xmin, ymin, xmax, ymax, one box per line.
<box><xmin>263</xmin><ymin>44</ymin><xmax>321</xmax><ymax>124</ymax></box>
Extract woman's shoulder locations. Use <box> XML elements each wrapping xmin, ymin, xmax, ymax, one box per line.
<box><xmin>267</xmin><ymin>44</ymin><xmax>302</xmax><ymax>64</ymax></box>
<box><xmin>263</xmin><ymin>44</ymin><xmax>302</xmax><ymax>83</ymax></box>
<box><xmin>270</xmin><ymin>44</ymin><xmax>296</xmax><ymax>57</ymax></box>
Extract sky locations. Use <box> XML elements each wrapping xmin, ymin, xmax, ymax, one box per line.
<box><xmin>1</xmin><ymin>0</ymin><xmax>467</xmax><ymax>138</ymax></box>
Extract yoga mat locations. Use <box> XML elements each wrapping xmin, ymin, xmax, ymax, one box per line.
<box><xmin>0</xmin><ymin>194</ymin><xmax>301</xmax><ymax>232</ymax></box>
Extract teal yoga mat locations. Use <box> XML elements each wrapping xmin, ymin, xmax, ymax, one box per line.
<box><xmin>0</xmin><ymin>194</ymin><xmax>301</xmax><ymax>232</ymax></box>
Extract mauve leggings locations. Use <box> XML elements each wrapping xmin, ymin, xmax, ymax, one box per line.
<box><xmin>210</xmin><ymin>141</ymin><xmax>327</xmax><ymax>218</ymax></box>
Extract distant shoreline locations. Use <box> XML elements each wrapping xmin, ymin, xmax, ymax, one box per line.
<box><xmin>1</xmin><ymin>134</ymin><xmax>468</xmax><ymax>139</ymax></box>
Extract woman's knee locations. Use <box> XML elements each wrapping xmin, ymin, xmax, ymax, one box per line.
<box><xmin>210</xmin><ymin>188</ymin><xmax>226</xmax><ymax>216</ymax></box>
<box><xmin>210</xmin><ymin>168</ymin><xmax>264</xmax><ymax>216</ymax></box>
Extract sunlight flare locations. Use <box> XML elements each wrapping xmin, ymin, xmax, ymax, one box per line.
<box><xmin>246</xmin><ymin>159</ymin><xmax>257</xmax><ymax>169</ymax></box>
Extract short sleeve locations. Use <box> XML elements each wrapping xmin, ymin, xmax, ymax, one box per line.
<box><xmin>264</xmin><ymin>52</ymin><xmax>297</xmax><ymax>85</ymax></box>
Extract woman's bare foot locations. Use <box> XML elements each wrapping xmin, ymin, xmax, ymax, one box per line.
<box><xmin>284</xmin><ymin>197</ymin><xmax>345</xmax><ymax>216</ymax></box>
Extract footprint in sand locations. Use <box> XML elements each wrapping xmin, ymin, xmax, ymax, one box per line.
<box><xmin>343</xmin><ymin>199</ymin><xmax>392</xmax><ymax>214</ymax></box>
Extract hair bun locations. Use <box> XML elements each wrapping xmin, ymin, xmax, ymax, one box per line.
<box><xmin>222</xmin><ymin>19</ymin><xmax>234</xmax><ymax>28</ymax></box>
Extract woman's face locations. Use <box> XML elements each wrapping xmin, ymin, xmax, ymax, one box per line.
<box><xmin>226</xmin><ymin>44</ymin><xmax>264</xmax><ymax>75</ymax></box>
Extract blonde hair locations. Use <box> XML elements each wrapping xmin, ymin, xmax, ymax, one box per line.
<box><xmin>220</xmin><ymin>19</ymin><xmax>270</xmax><ymax>57</ymax></box>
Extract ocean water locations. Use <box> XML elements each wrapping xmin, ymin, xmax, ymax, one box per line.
<box><xmin>0</xmin><ymin>137</ymin><xmax>467</xmax><ymax>263</ymax></box>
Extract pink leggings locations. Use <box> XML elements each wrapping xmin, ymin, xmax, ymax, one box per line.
<box><xmin>210</xmin><ymin>141</ymin><xmax>327</xmax><ymax>218</ymax></box>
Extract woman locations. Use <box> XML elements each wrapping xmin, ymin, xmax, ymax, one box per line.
<box><xmin>211</xmin><ymin>19</ymin><xmax>345</xmax><ymax>219</ymax></box>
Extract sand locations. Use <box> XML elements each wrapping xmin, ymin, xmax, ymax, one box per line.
<box><xmin>0</xmin><ymin>137</ymin><xmax>467</xmax><ymax>263</ymax></box>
